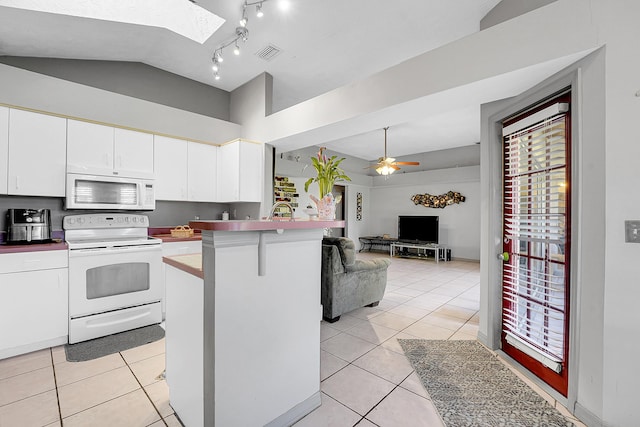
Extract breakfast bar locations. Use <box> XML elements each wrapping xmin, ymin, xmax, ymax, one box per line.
<box><xmin>164</xmin><ymin>219</ymin><xmax>343</xmax><ymax>427</ymax></box>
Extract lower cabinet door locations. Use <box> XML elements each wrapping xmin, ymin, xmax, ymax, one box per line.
<box><xmin>0</xmin><ymin>268</ymin><xmax>68</xmax><ymax>358</ymax></box>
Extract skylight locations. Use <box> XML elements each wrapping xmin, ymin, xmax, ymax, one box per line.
<box><xmin>0</xmin><ymin>0</ymin><xmax>225</xmax><ymax>44</ymax></box>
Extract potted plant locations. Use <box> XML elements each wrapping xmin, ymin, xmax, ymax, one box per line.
<box><xmin>304</xmin><ymin>147</ymin><xmax>351</xmax><ymax>220</ymax></box>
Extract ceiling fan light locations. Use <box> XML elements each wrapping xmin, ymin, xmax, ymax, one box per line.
<box><xmin>376</xmin><ymin>165</ymin><xmax>395</xmax><ymax>175</ymax></box>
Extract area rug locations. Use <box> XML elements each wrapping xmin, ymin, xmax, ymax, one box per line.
<box><xmin>399</xmin><ymin>339</ymin><xmax>574</xmax><ymax>427</ymax></box>
<box><xmin>65</xmin><ymin>324</ymin><xmax>165</xmax><ymax>362</ymax></box>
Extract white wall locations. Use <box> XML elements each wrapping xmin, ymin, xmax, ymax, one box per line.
<box><xmin>0</xmin><ymin>63</ymin><xmax>240</xmax><ymax>144</ymax></box>
<box><xmin>369</xmin><ymin>166</ymin><xmax>480</xmax><ymax>260</ymax></box>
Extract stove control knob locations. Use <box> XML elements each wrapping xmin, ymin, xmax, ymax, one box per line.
<box><xmin>78</xmin><ymin>218</ymin><xmax>85</xmax><ymax>225</ymax></box>
<box><xmin>68</xmin><ymin>218</ymin><xmax>75</xmax><ymax>225</ymax></box>
<box><xmin>133</xmin><ymin>217</ymin><xmax>138</xmax><ymax>223</ymax></box>
<box><xmin>125</xmin><ymin>217</ymin><xmax>130</xmax><ymax>223</ymax></box>
<box><xmin>118</xmin><ymin>217</ymin><xmax>123</xmax><ymax>223</ymax></box>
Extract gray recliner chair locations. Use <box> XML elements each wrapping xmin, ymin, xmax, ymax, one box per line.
<box><xmin>321</xmin><ymin>237</ymin><xmax>391</xmax><ymax>322</ymax></box>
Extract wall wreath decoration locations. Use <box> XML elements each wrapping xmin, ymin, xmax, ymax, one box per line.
<box><xmin>411</xmin><ymin>191</ymin><xmax>466</xmax><ymax>208</ymax></box>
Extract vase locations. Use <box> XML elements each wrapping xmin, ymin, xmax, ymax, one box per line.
<box><xmin>310</xmin><ymin>193</ymin><xmax>337</xmax><ymax>220</ymax></box>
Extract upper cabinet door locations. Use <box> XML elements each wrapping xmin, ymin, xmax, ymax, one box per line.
<box><xmin>154</xmin><ymin>135</ymin><xmax>188</xmax><ymax>201</ymax></box>
<box><xmin>8</xmin><ymin>109</ymin><xmax>67</xmax><ymax>197</ymax></box>
<box><xmin>217</xmin><ymin>140</ymin><xmax>263</xmax><ymax>202</ymax></box>
<box><xmin>238</xmin><ymin>141</ymin><xmax>263</xmax><ymax>202</ymax></box>
<box><xmin>114</xmin><ymin>128</ymin><xmax>154</xmax><ymax>179</ymax></box>
<box><xmin>0</xmin><ymin>107</ymin><xmax>8</xmax><ymax>194</ymax></box>
<box><xmin>217</xmin><ymin>142</ymin><xmax>240</xmax><ymax>202</ymax></box>
<box><xmin>188</xmin><ymin>142</ymin><xmax>217</xmax><ymax>202</ymax></box>
<box><xmin>67</xmin><ymin>120</ymin><xmax>115</xmax><ymax>176</ymax></box>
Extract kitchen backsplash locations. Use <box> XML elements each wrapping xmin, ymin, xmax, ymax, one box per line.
<box><xmin>0</xmin><ymin>196</ymin><xmax>234</xmax><ymax>231</ymax></box>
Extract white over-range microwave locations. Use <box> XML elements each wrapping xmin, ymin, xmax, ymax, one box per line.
<box><xmin>66</xmin><ymin>173</ymin><xmax>155</xmax><ymax>210</ymax></box>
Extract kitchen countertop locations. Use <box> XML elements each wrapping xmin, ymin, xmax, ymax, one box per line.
<box><xmin>149</xmin><ymin>227</ymin><xmax>202</xmax><ymax>243</ymax></box>
<box><xmin>0</xmin><ymin>241</ymin><xmax>67</xmax><ymax>254</ymax></box>
<box><xmin>190</xmin><ymin>219</ymin><xmax>345</xmax><ymax>231</ymax></box>
<box><xmin>163</xmin><ymin>253</ymin><xmax>203</xmax><ymax>279</ymax></box>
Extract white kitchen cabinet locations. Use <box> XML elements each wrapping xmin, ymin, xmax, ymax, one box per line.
<box><xmin>154</xmin><ymin>135</ymin><xmax>188</xmax><ymax>201</ymax></box>
<box><xmin>161</xmin><ymin>240</ymin><xmax>202</xmax><ymax>319</ymax></box>
<box><xmin>0</xmin><ymin>250</ymin><xmax>68</xmax><ymax>360</ymax></box>
<box><xmin>188</xmin><ymin>142</ymin><xmax>217</xmax><ymax>202</ymax></box>
<box><xmin>67</xmin><ymin>120</ymin><xmax>115</xmax><ymax>176</ymax></box>
<box><xmin>67</xmin><ymin>120</ymin><xmax>154</xmax><ymax>179</ymax></box>
<box><xmin>114</xmin><ymin>128</ymin><xmax>154</xmax><ymax>178</ymax></box>
<box><xmin>217</xmin><ymin>140</ymin><xmax>264</xmax><ymax>202</ymax></box>
<box><xmin>0</xmin><ymin>106</ymin><xmax>8</xmax><ymax>194</ymax></box>
<box><xmin>8</xmin><ymin>109</ymin><xmax>67</xmax><ymax>197</ymax></box>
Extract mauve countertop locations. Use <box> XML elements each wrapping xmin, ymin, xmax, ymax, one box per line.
<box><xmin>190</xmin><ymin>219</ymin><xmax>345</xmax><ymax>231</ymax></box>
<box><xmin>0</xmin><ymin>230</ymin><xmax>67</xmax><ymax>254</ymax></box>
<box><xmin>148</xmin><ymin>227</ymin><xmax>202</xmax><ymax>243</ymax></box>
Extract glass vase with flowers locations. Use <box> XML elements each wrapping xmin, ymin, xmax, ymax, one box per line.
<box><xmin>304</xmin><ymin>147</ymin><xmax>351</xmax><ymax>220</ymax></box>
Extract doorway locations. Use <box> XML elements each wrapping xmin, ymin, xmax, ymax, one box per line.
<box><xmin>331</xmin><ymin>184</ymin><xmax>345</xmax><ymax>237</ymax></box>
<box><xmin>500</xmin><ymin>93</ymin><xmax>571</xmax><ymax>396</ymax></box>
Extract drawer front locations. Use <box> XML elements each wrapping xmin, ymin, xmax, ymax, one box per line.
<box><xmin>0</xmin><ymin>250</ymin><xmax>68</xmax><ymax>274</ymax></box>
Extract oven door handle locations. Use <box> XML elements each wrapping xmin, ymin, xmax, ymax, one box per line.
<box><xmin>69</xmin><ymin>245</ymin><xmax>162</xmax><ymax>256</ymax></box>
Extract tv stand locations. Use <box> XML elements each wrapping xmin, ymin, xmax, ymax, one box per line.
<box><xmin>390</xmin><ymin>242</ymin><xmax>449</xmax><ymax>263</ymax></box>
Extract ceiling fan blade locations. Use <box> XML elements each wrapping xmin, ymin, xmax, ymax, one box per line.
<box><xmin>394</xmin><ymin>161</ymin><xmax>420</xmax><ymax>166</ymax></box>
<box><xmin>391</xmin><ymin>164</ymin><xmax>400</xmax><ymax>170</ymax></box>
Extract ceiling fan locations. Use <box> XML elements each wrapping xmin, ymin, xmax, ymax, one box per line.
<box><xmin>371</xmin><ymin>127</ymin><xmax>420</xmax><ymax>175</ymax></box>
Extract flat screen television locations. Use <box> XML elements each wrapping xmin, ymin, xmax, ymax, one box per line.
<box><xmin>398</xmin><ymin>216</ymin><xmax>439</xmax><ymax>244</ymax></box>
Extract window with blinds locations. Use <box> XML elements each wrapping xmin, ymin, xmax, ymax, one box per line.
<box><xmin>502</xmin><ymin>103</ymin><xmax>569</xmax><ymax>373</ymax></box>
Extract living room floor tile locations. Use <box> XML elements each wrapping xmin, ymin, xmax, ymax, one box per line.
<box><xmin>369</xmin><ymin>312</ymin><xmax>417</xmax><ymax>331</ymax></box>
<box><xmin>387</xmin><ymin>304</ymin><xmax>432</xmax><ymax>320</ymax></box>
<box><xmin>402</xmin><ymin>323</ymin><xmax>455</xmax><ymax>340</ymax></box>
<box><xmin>321</xmin><ymin>350</ymin><xmax>349</xmax><ymax>381</ymax></box>
<box><xmin>367</xmin><ymin>386</ymin><xmax>444</xmax><ymax>427</ymax></box>
<box><xmin>323</xmin><ymin>315</ymin><xmax>367</xmax><ymax>332</ymax></box>
<box><xmin>418</xmin><ymin>312</ymin><xmax>467</xmax><ymax>332</ymax></box>
<box><xmin>320</xmin><ymin>323</ymin><xmax>342</xmax><ymax>342</ymax></box>
<box><xmin>345</xmin><ymin>322</ymin><xmax>399</xmax><ymax>345</ymax></box>
<box><xmin>321</xmin><ymin>365</ymin><xmax>395</xmax><ymax>416</ymax></box>
<box><xmin>379</xmin><ymin>332</ymin><xmax>423</xmax><ymax>355</ymax></box>
<box><xmin>399</xmin><ymin>371</ymin><xmax>430</xmax><ymax>399</ymax></box>
<box><xmin>353</xmin><ymin>346</ymin><xmax>413</xmax><ymax>385</ymax></box>
<box><xmin>320</xmin><ymin>333</ymin><xmax>376</xmax><ymax>362</ymax></box>
<box><xmin>293</xmin><ymin>392</ymin><xmax>362</xmax><ymax>427</ymax></box>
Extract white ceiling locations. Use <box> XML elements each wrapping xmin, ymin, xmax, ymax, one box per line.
<box><xmin>0</xmin><ymin>0</ymin><xmax>576</xmax><ymax>163</ymax></box>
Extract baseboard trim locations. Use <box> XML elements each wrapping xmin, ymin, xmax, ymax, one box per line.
<box><xmin>265</xmin><ymin>392</ymin><xmax>321</xmax><ymax>427</ymax></box>
<box><xmin>574</xmin><ymin>402</ymin><xmax>604</xmax><ymax>427</ymax></box>
<box><xmin>0</xmin><ymin>335</ymin><xmax>67</xmax><ymax>360</ymax></box>
<box><xmin>476</xmin><ymin>331</ymin><xmax>489</xmax><ymax>347</ymax></box>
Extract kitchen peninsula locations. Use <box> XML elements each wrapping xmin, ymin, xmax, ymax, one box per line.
<box><xmin>164</xmin><ymin>219</ymin><xmax>344</xmax><ymax>427</ymax></box>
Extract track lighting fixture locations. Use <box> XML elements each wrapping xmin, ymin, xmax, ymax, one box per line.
<box><xmin>210</xmin><ymin>0</ymin><xmax>288</xmax><ymax>81</ymax></box>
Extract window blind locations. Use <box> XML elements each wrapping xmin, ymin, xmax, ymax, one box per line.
<box><xmin>502</xmin><ymin>109</ymin><xmax>568</xmax><ymax>369</ymax></box>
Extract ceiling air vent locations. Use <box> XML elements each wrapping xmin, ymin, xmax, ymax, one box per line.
<box><xmin>254</xmin><ymin>44</ymin><xmax>282</xmax><ymax>61</ymax></box>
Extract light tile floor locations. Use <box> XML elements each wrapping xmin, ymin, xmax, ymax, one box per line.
<box><xmin>0</xmin><ymin>253</ymin><xmax>585</xmax><ymax>427</ymax></box>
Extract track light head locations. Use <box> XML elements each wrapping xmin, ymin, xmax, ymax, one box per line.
<box><xmin>256</xmin><ymin>3</ymin><xmax>264</xmax><ymax>17</ymax></box>
<box><xmin>214</xmin><ymin>73</ymin><xmax>220</xmax><ymax>80</ymax></box>
<box><xmin>233</xmin><ymin>42</ymin><xmax>240</xmax><ymax>55</ymax></box>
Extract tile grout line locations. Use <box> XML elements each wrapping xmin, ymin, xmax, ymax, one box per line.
<box><xmin>50</xmin><ymin>347</ymin><xmax>64</xmax><ymax>426</ymax></box>
<box><xmin>119</xmin><ymin>351</ymin><xmax>169</xmax><ymax>426</ymax></box>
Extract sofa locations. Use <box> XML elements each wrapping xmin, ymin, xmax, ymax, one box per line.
<box><xmin>321</xmin><ymin>237</ymin><xmax>392</xmax><ymax>322</ymax></box>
